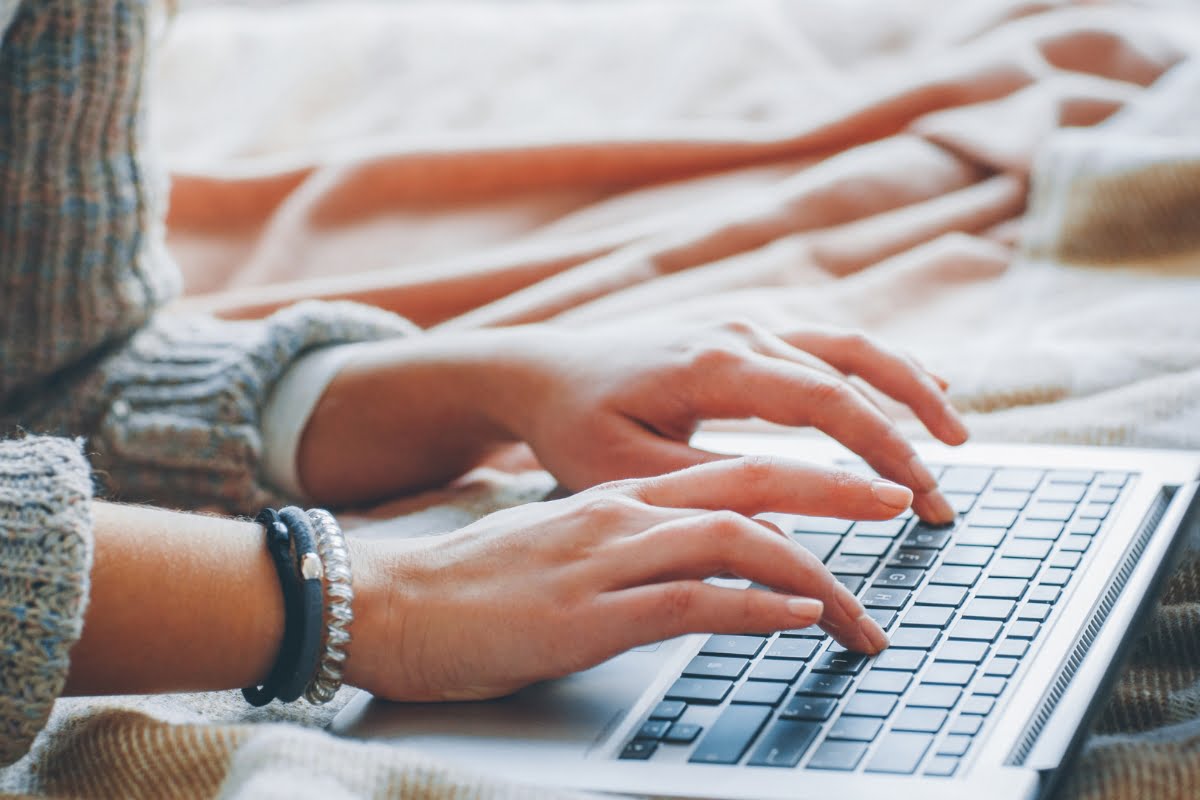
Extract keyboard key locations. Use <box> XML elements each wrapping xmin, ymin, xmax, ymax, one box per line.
<box><xmin>1069</xmin><ymin>518</ymin><xmax>1102</xmax><ymax>536</ymax></box>
<box><xmin>903</xmin><ymin>606</ymin><xmax>954</xmax><ymax>627</ymax></box>
<box><xmin>945</xmin><ymin>493</ymin><xmax>976</xmax><ymax>514</ymax></box>
<box><xmin>948</xmin><ymin>716</ymin><xmax>983</xmax><ymax>736</ymax></box>
<box><xmin>858</xmin><ymin>670</ymin><xmax>913</xmax><ymax>694</ymax></box>
<box><xmin>991</xmin><ymin>469</ymin><xmax>1043</xmax><ymax>492</ymax></box>
<box><xmin>1061</xmin><ymin>535</ymin><xmax>1092</xmax><ymax>553</ymax></box>
<box><xmin>639</xmin><ymin>720</ymin><xmax>672</xmax><ymax>739</ymax></box>
<box><xmin>852</xmin><ymin>519</ymin><xmax>908</xmax><ymax>538</ymax></box>
<box><xmin>683</xmin><ymin>656</ymin><xmax>749</xmax><ymax>680</ymax></box>
<box><xmin>1048</xmin><ymin>470</ymin><xmax>1093</xmax><ymax>484</ymax></box>
<box><xmin>1089</xmin><ymin>486</ymin><xmax>1121</xmax><ymax>503</ymax></box>
<box><xmin>873</xmin><ymin>649</ymin><xmax>926</xmax><ymax>671</ymax></box>
<box><xmin>995</xmin><ymin>639</ymin><xmax>1029</xmax><ymax>658</ymax></box>
<box><xmin>780</xmin><ymin>624</ymin><xmax>826</xmax><ymax>638</ymax></box>
<box><xmin>969</xmin><ymin>509</ymin><xmax>1018</xmax><ymax>528</ymax></box>
<box><xmin>962</xmin><ymin>696</ymin><xmax>995</xmax><ymax>715</ymax></box>
<box><xmin>944</xmin><ymin>546</ymin><xmax>994</xmax><ymax>567</ymax></box>
<box><xmin>689</xmin><ymin>705</ymin><xmax>772</xmax><ymax>764</ymax></box>
<box><xmin>866</xmin><ymin>731</ymin><xmax>934</xmax><ymax>774</ymax></box>
<box><xmin>908</xmin><ymin>685</ymin><xmax>962</xmax><ymax>709</ymax></box>
<box><xmin>650</xmin><ymin>700</ymin><xmax>686</xmax><ymax>720</ymax></box>
<box><xmin>807</xmin><ymin>739</ymin><xmax>868</xmax><ymax>771</ymax></box>
<box><xmin>835</xmin><ymin>575</ymin><xmax>865</xmax><ymax>594</ymax></box>
<box><xmin>1011</xmin><ymin>520</ymin><xmax>1063</xmax><ymax>540</ymax></box>
<box><xmin>957</xmin><ymin>527</ymin><xmax>1005</xmax><ymax>547</ymax></box>
<box><xmin>922</xmin><ymin>662</ymin><xmax>975</xmax><ymax>685</ymax></box>
<box><xmin>1009</xmin><ymin>621</ymin><xmax>1041</xmax><ymax>639</ymax></box>
<box><xmin>1018</xmin><ymin>603</ymin><xmax>1052</xmax><ymax>622</ymax></box>
<box><xmin>839</xmin><ymin>536</ymin><xmax>892</xmax><ymax>557</ymax></box>
<box><xmin>733</xmin><ymin>681</ymin><xmax>788</xmax><ymax>706</ymax></box>
<box><xmin>1025</xmin><ymin>502</ymin><xmax>1075</xmax><ymax>522</ymax></box>
<box><xmin>1095</xmin><ymin>472</ymin><xmax>1129</xmax><ymax>488</ymax></box>
<box><xmin>874</xmin><ymin>568</ymin><xmax>924</xmax><ymax>589</ymax></box>
<box><xmin>746</xmin><ymin>720</ymin><xmax>821</xmax><ymax>768</ymax></box>
<box><xmin>892</xmin><ymin>707</ymin><xmax>948</xmax><ymax>733</ymax></box>
<box><xmin>888</xmin><ymin>548</ymin><xmax>938</xmax><ymax>569</ymax></box>
<box><xmin>1028</xmin><ymin>586</ymin><xmax>1061</xmax><ymax>603</ymax></box>
<box><xmin>1051</xmin><ymin>552</ymin><xmax>1082</xmax><ymax>570</ymax></box>
<box><xmin>780</xmin><ymin>695</ymin><xmax>837</xmax><ymax>721</ymax></box>
<box><xmin>984</xmin><ymin>657</ymin><xmax>1020</xmax><ymax>678</ymax></box>
<box><xmin>792</xmin><ymin>533</ymin><xmax>841</xmax><ymax>563</ymax></box>
<box><xmin>828</xmin><ymin>715</ymin><xmax>883</xmax><ymax>741</ymax></box>
<box><xmin>980</xmin><ymin>490</ymin><xmax>1030</xmax><ymax>510</ymax></box>
<box><xmin>974</xmin><ymin>677</ymin><xmax>1007</xmax><ymax>696</ymax></box>
<box><xmin>767</xmin><ymin>639</ymin><xmax>820</xmax><ymax>660</ymax></box>
<box><xmin>1079</xmin><ymin>502</ymin><xmax>1112</xmax><ymax>520</ymax></box>
<box><xmin>663</xmin><ymin>722</ymin><xmax>703</xmax><ymax>744</ymax></box>
<box><xmin>977</xmin><ymin>578</ymin><xmax>1028</xmax><ymax>600</ymax></box>
<box><xmin>1038</xmin><ymin>483</ymin><xmax>1086</xmax><ymax>503</ymax></box>
<box><xmin>916</xmin><ymin>586</ymin><xmax>968</xmax><ymax>607</ymax></box>
<box><xmin>620</xmin><ymin>740</ymin><xmax>657</xmax><ymax>760</ymax></box>
<box><xmin>962</xmin><ymin>598</ymin><xmax>1015</xmax><ymax>620</ymax></box>
<box><xmin>843</xmin><ymin>692</ymin><xmax>898</xmax><ymax>718</ymax></box>
<box><xmin>925</xmin><ymin>756</ymin><xmax>960</xmax><ymax>777</ymax></box>
<box><xmin>930</xmin><ymin>566</ymin><xmax>981</xmax><ymax>587</ymax></box>
<box><xmin>795</xmin><ymin>672</ymin><xmax>854</xmax><ymax>697</ymax></box>
<box><xmin>701</xmin><ymin>635</ymin><xmax>766</xmax><ymax>658</ymax></box>
<box><xmin>812</xmin><ymin>651</ymin><xmax>868</xmax><ymax>674</ymax></box>
<box><xmin>827</xmin><ymin>555</ymin><xmax>878</xmax><ymax>576</ymax></box>
<box><xmin>938</xmin><ymin>735</ymin><xmax>973</xmax><ymax>757</ymax></box>
<box><xmin>791</xmin><ymin>516</ymin><xmax>854</xmax><ymax>535</ymax></box>
<box><xmin>1041</xmin><ymin>568</ymin><xmax>1072</xmax><ymax>587</ymax></box>
<box><xmin>666</xmin><ymin>677</ymin><xmax>733</xmax><ymax>704</ymax></box>
<box><xmin>749</xmin><ymin>659</ymin><xmax>804</xmax><ymax>683</ymax></box>
<box><xmin>905</xmin><ymin>525</ymin><xmax>953</xmax><ymax>550</ymax></box>
<box><xmin>863</xmin><ymin>588</ymin><xmax>911</xmax><ymax>609</ymax></box>
<box><xmin>989</xmin><ymin>558</ymin><xmax>1039</xmax><ymax>580</ymax></box>
<box><xmin>891</xmin><ymin>627</ymin><xmax>941</xmax><ymax>649</ymax></box>
<box><xmin>936</xmin><ymin>641</ymin><xmax>990</xmax><ymax>664</ymax></box>
<box><xmin>939</xmin><ymin>467</ymin><xmax>992</xmax><ymax>495</ymax></box>
<box><xmin>1003</xmin><ymin>539</ymin><xmax>1052</xmax><ymax>560</ymax></box>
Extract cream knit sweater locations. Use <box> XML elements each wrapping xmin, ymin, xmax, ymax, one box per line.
<box><xmin>0</xmin><ymin>0</ymin><xmax>413</xmax><ymax>768</ymax></box>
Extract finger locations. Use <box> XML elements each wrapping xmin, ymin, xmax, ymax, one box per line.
<box><xmin>675</xmin><ymin>358</ymin><xmax>956</xmax><ymax>524</ymax></box>
<box><xmin>781</xmin><ymin>329</ymin><xmax>969</xmax><ymax>446</ymax></box>
<box><xmin>601</xmin><ymin>511</ymin><xmax>884</xmax><ymax>652</ymax></box>
<box><xmin>595</xmin><ymin>581</ymin><xmax>885</xmax><ymax>655</ymax></box>
<box><xmin>622</xmin><ymin>456</ymin><xmax>913</xmax><ymax>520</ymax></box>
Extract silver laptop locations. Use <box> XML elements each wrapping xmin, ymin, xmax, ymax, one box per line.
<box><xmin>331</xmin><ymin>432</ymin><xmax>1200</xmax><ymax>800</ymax></box>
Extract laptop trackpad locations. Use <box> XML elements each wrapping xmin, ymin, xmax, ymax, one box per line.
<box><xmin>330</xmin><ymin>636</ymin><xmax>692</xmax><ymax>758</ymax></box>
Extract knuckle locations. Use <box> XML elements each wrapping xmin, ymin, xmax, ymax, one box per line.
<box><xmin>702</xmin><ymin>510</ymin><xmax>748</xmax><ymax>551</ymax></box>
<box><xmin>719</xmin><ymin>318</ymin><xmax>759</xmax><ymax>340</ymax></box>
<box><xmin>807</xmin><ymin>375</ymin><xmax>853</xmax><ymax>408</ymax></box>
<box><xmin>660</xmin><ymin>583</ymin><xmax>697</xmax><ymax>620</ymax></box>
<box><xmin>581</xmin><ymin>493</ymin><xmax>642</xmax><ymax>521</ymax></box>
<box><xmin>735</xmin><ymin>455</ymin><xmax>778</xmax><ymax>493</ymax></box>
<box><xmin>839</xmin><ymin>329</ymin><xmax>874</xmax><ymax>354</ymax></box>
<box><xmin>687</xmin><ymin>344</ymin><xmax>744</xmax><ymax>373</ymax></box>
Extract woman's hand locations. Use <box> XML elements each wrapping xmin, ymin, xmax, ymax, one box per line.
<box><xmin>480</xmin><ymin>319</ymin><xmax>964</xmax><ymax>523</ymax></box>
<box><xmin>344</xmin><ymin>457</ymin><xmax>903</xmax><ymax>702</ymax></box>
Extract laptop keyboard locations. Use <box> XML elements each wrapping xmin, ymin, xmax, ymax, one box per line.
<box><xmin>618</xmin><ymin>465</ymin><xmax>1133</xmax><ymax>776</ymax></box>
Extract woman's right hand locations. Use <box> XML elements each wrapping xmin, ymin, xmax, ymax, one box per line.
<box><xmin>344</xmin><ymin>456</ymin><xmax>902</xmax><ymax>703</ymax></box>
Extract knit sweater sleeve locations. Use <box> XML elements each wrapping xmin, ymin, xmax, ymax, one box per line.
<box><xmin>0</xmin><ymin>436</ymin><xmax>93</xmax><ymax>766</ymax></box>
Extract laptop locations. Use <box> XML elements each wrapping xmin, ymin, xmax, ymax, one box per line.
<box><xmin>331</xmin><ymin>432</ymin><xmax>1200</xmax><ymax>800</ymax></box>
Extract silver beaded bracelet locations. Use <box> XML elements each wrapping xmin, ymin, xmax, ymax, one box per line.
<box><xmin>304</xmin><ymin>508</ymin><xmax>354</xmax><ymax>704</ymax></box>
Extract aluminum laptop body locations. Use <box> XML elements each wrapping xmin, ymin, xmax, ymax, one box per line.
<box><xmin>331</xmin><ymin>433</ymin><xmax>1200</xmax><ymax>800</ymax></box>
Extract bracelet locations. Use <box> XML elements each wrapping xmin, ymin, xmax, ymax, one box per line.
<box><xmin>242</xmin><ymin>508</ymin><xmax>303</xmax><ymax>707</ymax></box>
<box><xmin>275</xmin><ymin>506</ymin><xmax>326</xmax><ymax>703</ymax></box>
<box><xmin>304</xmin><ymin>509</ymin><xmax>354</xmax><ymax>704</ymax></box>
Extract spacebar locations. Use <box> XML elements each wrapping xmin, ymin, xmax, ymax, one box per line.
<box><xmin>689</xmin><ymin>705</ymin><xmax>772</xmax><ymax>765</ymax></box>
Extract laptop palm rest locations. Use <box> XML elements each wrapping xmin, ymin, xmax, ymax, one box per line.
<box><xmin>330</xmin><ymin>636</ymin><xmax>691</xmax><ymax>761</ymax></box>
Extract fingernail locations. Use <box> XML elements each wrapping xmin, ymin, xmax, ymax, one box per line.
<box><xmin>907</xmin><ymin>454</ymin><xmax>940</xmax><ymax>493</ymax></box>
<box><xmin>921</xmin><ymin>490</ymin><xmax>958</xmax><ymax>525</ymax></box>
<box><xmin>871</xmin><ymin>479</ymin><xmax>913</xmax><ymax>510</ymax></box>
<box><xmin>858</xmin><ymin>614</ymin><xmax>890</xmax><ymax>653</ymax></box>
<box><xmin>943</xmin><ymin>401</ymin><xmax>970</xmax><ymax>443</ymax></box>
<box><xmin>787</xmin><ymin>598</ymin><xmax>824</xmax><ymax>619</ymax></box>
<box><xmin>834</xmin><ymin>582</ymin><xmax>865</xmax><ymax>619</ymax></box>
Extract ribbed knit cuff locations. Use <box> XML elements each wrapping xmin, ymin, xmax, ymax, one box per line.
<box><xmin>89</xmin><ymin>300</ymin><xmax>417</xmax><ymax>512</ymax></box>
<box><xmin>0</xmin><ymin>436</ymin><xmax>94</xmax><ymax>766</ymax></box>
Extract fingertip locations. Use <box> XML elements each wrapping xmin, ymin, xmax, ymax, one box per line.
<box><xmin>870</xmin><ymin>479</ymin><xmax>913</xmax><ymax>511</ymax></box>
<box><xmin>914</xmin><ymin>490</ymin><xmax>957</xmax><ymax>526</ymax></box>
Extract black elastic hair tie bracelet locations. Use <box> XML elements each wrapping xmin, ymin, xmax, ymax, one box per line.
<box><xmin>243</xmin><ymin>508</ymin><xmax>302</xmax><ymax>707</ymax></box>
<box><xmin>274</xmin><ymin>506</ymin><xmax>325</xmax><ymax>703</ymax></box>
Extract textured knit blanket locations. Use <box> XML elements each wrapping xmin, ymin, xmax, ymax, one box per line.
<box><xmin>6</xmin><ymin>1</ymin><xmax>1200</xmax><ymax>797</ymax></box>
